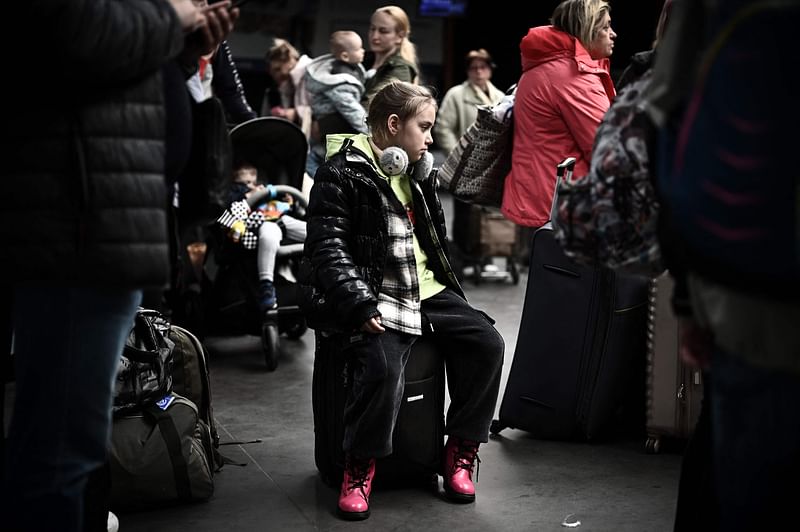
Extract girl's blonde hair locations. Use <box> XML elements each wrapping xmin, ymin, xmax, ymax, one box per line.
<box><xmin>374</xmin><ymin>5</ymin><xmax>419</xmax><ymax>71</ymax></box>
<box><xmin>550</xmin><ymin>0</ymin><xmax>611</xmax><ymax>48</ymax></box>
<box><xmin>367</xmin><ymin>81</ymin><xmax>436</xmax><ymax>145</ymax></box>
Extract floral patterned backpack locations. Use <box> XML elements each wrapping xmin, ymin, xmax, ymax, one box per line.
<box><xmin>553</xmin><ymin>70</ymin><xmax>663</xmax><ymax>276</ymax></box>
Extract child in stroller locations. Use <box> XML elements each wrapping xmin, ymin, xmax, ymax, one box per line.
<box><xmin>223</xmin><ymin>161</ymin><xmax>307</xmax><ymax>312</ymax></box>
<box><xmin>208</xmin><ymin>117</ymin><xmax>310</xmax><ymax>370</ymax></box>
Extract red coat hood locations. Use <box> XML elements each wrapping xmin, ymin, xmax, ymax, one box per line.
<box><xmin>520</xmin><ymin>25</ymin><xmax>610</xmax><ymax>75</ymax></box>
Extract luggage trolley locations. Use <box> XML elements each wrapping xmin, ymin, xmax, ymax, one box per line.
<box><xmin>449</xmin><ymin>198</ymin><xmax>520</xmax><ymax>285</ymax></box>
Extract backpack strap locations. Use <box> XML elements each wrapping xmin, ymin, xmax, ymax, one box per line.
<box><xmin>143</xmin><ymin>405</ymin><xmax>193</xmax><ymax>501</ymax></box>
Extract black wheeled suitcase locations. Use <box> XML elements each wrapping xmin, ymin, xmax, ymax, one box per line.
<box><xmin>491</xmin><ymin>158</ymin><xmax>649</xmax><ymax>440</ymax></box>
<box><xmin>312</xmin><ymin>335</ymin><xmax>445</xmax><ymax>487</ymax></box>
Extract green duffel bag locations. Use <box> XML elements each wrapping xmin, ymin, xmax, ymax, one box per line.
<box><xmin>109</xmin><ymin>393</ymin><xmax>215</xmax><ymax>510</ymax></box>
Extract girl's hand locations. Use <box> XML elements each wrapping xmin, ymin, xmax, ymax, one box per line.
<box><xmin>360</xmin><ymin>317</ymin><xmax>385</xmax><ymax>334</ymax></box>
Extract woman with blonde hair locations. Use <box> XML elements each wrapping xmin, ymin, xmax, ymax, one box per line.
<box><xmin>362</xmin><ymin>5</ymin><xmax>420</xmax><ymax>106</ymax></box>
<box><xmin>502</xmin><ymin>0</ymin><xmax>617</xmax><ymax>228</ymax></box>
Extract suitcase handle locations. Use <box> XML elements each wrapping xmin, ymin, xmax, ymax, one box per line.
<box><xmin>551</xmin><ymin>157</ymin><xmax>577</xmax><ymax>222</ymax></box>
<box><xmin>556</xmin><ymin>157</ymin><xmax>576</xmax><ymax>179</ymax></box>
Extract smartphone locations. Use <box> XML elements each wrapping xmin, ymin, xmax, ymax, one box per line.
<box><xmin>229</xmin><ymin>0</ymin><xmax>252</xmax><ymax>9</ymax></box>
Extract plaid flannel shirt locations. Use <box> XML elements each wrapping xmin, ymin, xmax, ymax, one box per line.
<box><xmin>376</xmin><ymin>177</ymin><xmax>423</xmax><ymax>335</ymax></box>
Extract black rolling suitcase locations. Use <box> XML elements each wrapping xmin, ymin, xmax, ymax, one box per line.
<box><xmin>491</xmin><ymin>159</ymin><xmax>649</xmax><ymax>440</ymax></box>
<box><xmin>312</xmin><ymin>335</ymin><xmax>445</xmax><ymax>487</ymax></box>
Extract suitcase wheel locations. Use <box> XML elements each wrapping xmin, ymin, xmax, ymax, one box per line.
<box><xmin>261</xmin><ymin>321</ymin><xmax>279</xmax><ymax>372</ymax></box>
<box><xmin>489</xmin><ymin>419</ymin><xmax>504</xmax><ymax>435</ymax></box>
<box><xmin>645</xmin><ymin>436</ymin><xmax>661</xmax><ymax>454</ymax></box>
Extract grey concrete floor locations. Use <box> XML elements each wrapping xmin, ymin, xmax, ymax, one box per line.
<box><xmin>2</xmin><ymin>268</ymin><xmax>683</xmax><ymax>532</ymax></box>
<box><xmin>113</xmin><ymin>263</ymin><xmax>683</xmax><ymax>532</ymax></box>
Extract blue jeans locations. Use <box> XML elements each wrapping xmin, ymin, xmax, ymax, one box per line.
<box><xmin>2</xmin><ymin>284</ymin><xmax>142</xmax><ymax>532</ymax></box>
<box><xmin>711</xmin><ymin>348</ymin><xmax>800</xmax><ymax>532</ymax></box>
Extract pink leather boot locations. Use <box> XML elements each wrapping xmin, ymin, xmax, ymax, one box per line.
<box><xmin>337</xmin><ymin>455</ymin><xmax>376</xmax><ymax>520</ymax></box>
<box><xmin>442</xmin><ymin>436</ymin><xmax>480</xmax><ymax>503</ymax></box>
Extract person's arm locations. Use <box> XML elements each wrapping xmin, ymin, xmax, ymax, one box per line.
<box><xmin>434</xmin><ymin>88</ymin><xmax>461</xmax><ymax>154</ymax></box>
<box><xmin>305</xmin><ymin>164</ymin><xmax>380</xmax><ymax>330</ymax></box>
<box><xmin>557</xmin><ymin>74</ymin><xmax>613</xmax><ymax>162</ymax></box>
<box><xmin>16</xmin><ymin>0</ymin><xmax>236</xmax><ymax>94</ymax></box>
<box><xmin>211</xmin><ymin>40</ymin><xmax>257</xmax><ymax>124</ymax></box>
<box><xmin>326</xmin><ymin>85</ymin><xmax>368</xmax><ymax>133</ymax></box>
<box><xmin>26</xmin><ymin>0</ymin><xmax>185</xmax><ymax>88</ymax></box>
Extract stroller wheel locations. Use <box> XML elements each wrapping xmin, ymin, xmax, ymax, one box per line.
<box><xmin>261</xmin><ymin>321</ymin><xmax>279</xmax><ymax>371</ymax></box>
<box><xmin>285</xmin><ymin>320</ymin><xmax>308</xmax><ymax>340</ymax></box>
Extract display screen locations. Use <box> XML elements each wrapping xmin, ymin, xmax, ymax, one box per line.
<box><xmin>419</xmin><ymin>0</ymin><xmax>468</xmax><ymax>17</ymax></box>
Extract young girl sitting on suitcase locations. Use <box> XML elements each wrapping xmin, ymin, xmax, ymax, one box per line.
<box><xmin>299</xmin><ymin>81</ymin><xmax>505</xmax><ymax>521</ymax></box>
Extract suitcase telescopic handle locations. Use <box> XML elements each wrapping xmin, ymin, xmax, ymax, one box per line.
<box><xmin>556</xmin><ymin>157</ymin><xmax>576</xmax><ymax>180</ymax></box>
<box><xmin>551</xmin><ymin>157</ymin><xmax>577</xmax><ymax>223</ymax></box>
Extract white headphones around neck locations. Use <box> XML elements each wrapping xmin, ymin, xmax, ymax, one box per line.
<box><xmin>379</xmin><ymin>147</ymin><xmax>434</xmax><ymax>182</ymax></box>
<box><xmin>379</xmin><ymin>146</ymin><xmax>408</xmax><ymax>176</ymax></box>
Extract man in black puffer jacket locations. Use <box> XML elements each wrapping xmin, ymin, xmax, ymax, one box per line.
<box><xmin>0</xmin><ymin>2</ymin><xmax>236</xmax><ymax>531</ymax></box>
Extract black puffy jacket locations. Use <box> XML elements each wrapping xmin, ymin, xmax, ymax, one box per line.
<box><xmin>299</xmin><ymin>140</ymin><xmax>463</xmax><ymax>333</ymax></box>
<box><xmin>0</xmin><ymin>0</ymin><xmax>184</xmax><ymax>288</ymax></box>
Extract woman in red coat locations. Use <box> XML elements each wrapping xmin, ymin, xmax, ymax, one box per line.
<box><xmin>502</xmin><ymin>0</ymin><xmax>617</xmax><ymax>228</ymax></box>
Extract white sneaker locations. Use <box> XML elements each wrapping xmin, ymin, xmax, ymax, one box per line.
<box><xmin>107</xmin><ymin>511</ymin><xmax>119</xmax><ymax>532</ymax></box>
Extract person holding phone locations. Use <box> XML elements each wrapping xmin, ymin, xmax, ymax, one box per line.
<box><xmin>0</xmin><ymin>2</ymin><xmax>237</xmax><ymax>532</ymax></box>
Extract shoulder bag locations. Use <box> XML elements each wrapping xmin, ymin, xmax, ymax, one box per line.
<box><xmin>438</xmin><ymin>85</ymin><xmax>516</xmax><ymax>207</ymax></box>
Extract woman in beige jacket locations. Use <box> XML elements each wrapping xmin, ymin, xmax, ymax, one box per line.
<box><xmin>434</xmin><ymin>49</ymin><xmax>505</xmax><ymax>155</ymax></box>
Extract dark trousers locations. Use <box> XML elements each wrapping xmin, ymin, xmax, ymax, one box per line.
<box><xmin>343</xmin><ymin>288</ymin><xmax>504</xmax><ymax>458</ymax></box>
<box><xmin>1</xmin><ymin>285</ymin><xmax>141</xmax><ymax>532</ymax></box>
<box><xmin>711</xmin><ymin>348</ymin><xmax>800</xmax><ymax>532</ymax></box>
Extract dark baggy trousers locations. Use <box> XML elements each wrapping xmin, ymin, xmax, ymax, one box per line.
<box><xmin>343</xmin><ymin>288</ymin><xmax>505</xmax><ymax>458</ymax></box>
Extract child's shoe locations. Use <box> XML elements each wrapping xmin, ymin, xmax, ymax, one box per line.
<box><xmin>442</xmin><ymin>436</ymin><xmax>480</xmax><ymax>503</ymax></box>
<box><xmin>337</xmin><ymin>455</ymin><xmax>375</xmax><ymax>520</ymax></box>
<box><xmin>258</xmin><ymin>279</ymin><xmax>277</xmax><ymax>311</ymax></box>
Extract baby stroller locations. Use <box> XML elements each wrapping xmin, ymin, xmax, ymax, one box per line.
<box><xmin>205</xmin><ymin>117</ymin><xmax>309</xmax><ymax>371</ymax></box>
